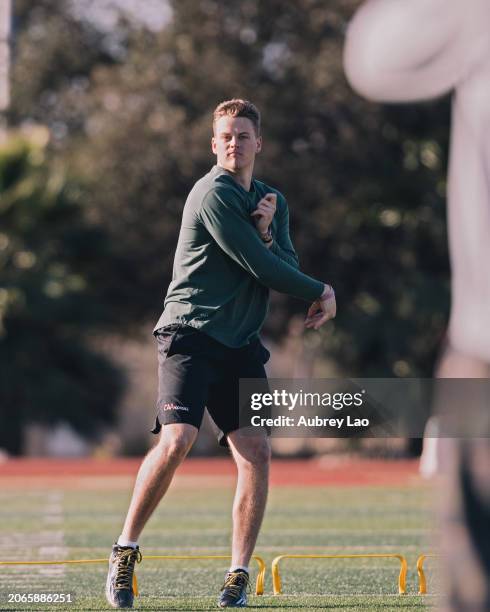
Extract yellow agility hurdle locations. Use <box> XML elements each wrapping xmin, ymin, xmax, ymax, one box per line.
<box><xmin>416</xmin><ymin>554</ymin><xmax>438</xmax><ymax>595</ymax></box>
<box><xmin>0</xmin><ymin>554</ymin><xmax>266</xmax><ymax>597</ymax></box>
<box><xmin>271</xmin><ymin>553</ymin><xmax>408</xmax><ymax>595</ymax></box>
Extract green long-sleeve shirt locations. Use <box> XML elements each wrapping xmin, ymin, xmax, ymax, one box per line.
<box><xmin>153</xmin><ymin>165</ymin><xmax>324</xmax><ymax>347</ymax></box>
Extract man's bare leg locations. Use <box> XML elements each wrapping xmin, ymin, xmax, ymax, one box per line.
<box><xmin>120</xmin><ymin>423</ymin><xmax>198</xmax><ymax>542</ymax></box>
<box><xmin>226</xmin><ymin>429</ymin><xmax>271</xmax><ymax>568</ymax></box>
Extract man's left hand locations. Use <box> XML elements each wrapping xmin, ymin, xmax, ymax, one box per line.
<box><xmin>304</xmin><ymin>285</ymin><xmax>336</xmax><ymax>330</ymax></box>
<box><xmin>251</xmin><ymin>193</ymin><xmax>277</xmax><ymax>235</ymax></box>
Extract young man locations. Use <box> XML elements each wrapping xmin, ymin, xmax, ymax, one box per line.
<box><xmin>106</xmin><ymin>99</ymin><xmax>336</xmax><ymax>609</ymax></box>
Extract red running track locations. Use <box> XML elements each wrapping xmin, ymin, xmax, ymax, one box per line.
<box><xmin>0</xmin><ymin>457</ymin><xmax>420</xmax><ymax>486</ymax></box>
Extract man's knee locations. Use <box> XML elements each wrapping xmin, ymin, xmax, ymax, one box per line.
<box><xmin>157</xmin><ymin>423</ymin><xmax>197</xmax><ymax>464</ymax></box>
<box><xmin>231</xmin><ymin>433</ymin><xmax>271</xmax><ymax>468</ymax></box>
<box><xmin>249</xmin><ymin>439</ymin><xmax>271</xmax><ymax>466</ymax></box>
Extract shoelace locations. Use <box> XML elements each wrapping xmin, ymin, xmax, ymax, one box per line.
<box><xmin>221</xmin><ymin>571</ymin><xmax>250</xmax><ymax>597</ymax></box>
<box><xmin>114</xmin><ymin>548</ymin><xmax>142</xmax><ymax>590</ymax></box>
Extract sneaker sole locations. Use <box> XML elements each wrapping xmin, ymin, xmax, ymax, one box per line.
<box><xmin>218</xmin><ymin>595</ymin><xmax>247</xmax><ymax>607</ymax></box>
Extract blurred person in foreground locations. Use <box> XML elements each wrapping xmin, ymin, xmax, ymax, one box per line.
<box><xmin>105</xmin><ymin>99</ymin><xmax>336</xmax><ymax>609</ymax></box>
<box><xmin>344</xmin><ymin>1</ymin><xmax>490</xmax><ymax>609</ymax></box>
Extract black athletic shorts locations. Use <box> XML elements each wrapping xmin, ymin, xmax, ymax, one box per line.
<box><xmin>152</xmin><ymin>324</ymin><xmax>271</xmax><ymax>446</ymax></box>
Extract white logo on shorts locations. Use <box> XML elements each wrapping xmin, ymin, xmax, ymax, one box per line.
<box><xmin>163</xmin><ymin>403</ymin><xmax>190</xmax><ymax>412</ymax></box>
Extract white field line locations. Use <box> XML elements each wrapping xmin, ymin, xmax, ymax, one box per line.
<box><xmin>38</xmin><ymin>491</ymin><xmax>66</xmax><ymax>581</ymax></box>
<box><xmin>0</xmin><ymin>491</ymin><xmax>67</xmax><ymax>591</ymax></box>
<box><xmin>140</xmin><ymin>593</ymin><xmax>436</xmax><ymax>599</ymax></box>
<box><xmin>142</xmin><ymin>527</ymin><xmax>430</xmax><ymax>535</ymax></box>
<box><xmin>71</xmin><ymin>545</ymin><xmax>423</xmax><ymax>553</ymax></box>
<box><xmin>139</xmin><ymin>544</ymin><xmax>426</xmax><ymax>552</ymax></box>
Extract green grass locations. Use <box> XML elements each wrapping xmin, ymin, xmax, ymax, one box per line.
<box><xmin>0</xmin><ymin>473</ymin><xmax>440</xmax><ymax>610</ymax></box>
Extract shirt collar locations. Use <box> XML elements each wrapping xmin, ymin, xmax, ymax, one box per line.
<box><xmin>212</xmin><ymin>165</ymin><xmax>256</xmax><ymax>194</ymax></box>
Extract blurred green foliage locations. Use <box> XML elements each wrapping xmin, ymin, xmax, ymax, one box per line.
<box><xmin>2</xmin><ymin>0</ymin><xmax>451</xmax><ymax>451</ymax></box>
<box><xmin>0</xmin><ymin>127</ymin><xmax>124</xmax><ymax>453</ymax></box>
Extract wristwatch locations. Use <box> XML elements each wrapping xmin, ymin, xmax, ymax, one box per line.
<box><xmin>260</xmin><ymin>230</ymin><xmax>273</xmax><ymax>244</ymax></box>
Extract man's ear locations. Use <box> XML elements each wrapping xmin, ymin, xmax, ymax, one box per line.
<box><xmin>256</xmin><ymin>136</ymin><xmax>262</xmax><ymax>153</ymax></box>
<box><xmin>211</xmin><ymin>136</ymin><xmax>217</xmax><ymax>154</ymax></box>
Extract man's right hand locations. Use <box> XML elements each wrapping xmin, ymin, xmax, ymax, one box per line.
<box><xmin>251</xmin><ymin>193</ymin><xmax>277</xmax><ymax>235</ymax></box>
<box><xmin>304</xmin><ymin>284</ymin><xmax>336</xmax><ymax>330</ymax></box>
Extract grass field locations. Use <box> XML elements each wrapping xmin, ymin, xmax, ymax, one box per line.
<box><xmin>0</xmin><ymin>459</ymin><xmax>440</xmax><ymax>611</ymax></box>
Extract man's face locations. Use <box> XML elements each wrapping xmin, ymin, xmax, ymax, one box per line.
<box><xmin>212</xmin><ymin>116</ymin><xmax>262</xmax><ymax>173</ymax></box>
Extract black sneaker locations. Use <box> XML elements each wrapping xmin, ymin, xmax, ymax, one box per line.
<box><xmin>105</xmin><ymin>544</ymin><xmax>142</xmax><ymax>609</ymax></box>
<box><xmin>218</xmin><ymin>570</ymin><xmax>249</xmax><ymax>608</ymax></box>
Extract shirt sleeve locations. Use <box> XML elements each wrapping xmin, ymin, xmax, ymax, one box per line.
<box><xmin>269</xmin><ymin>195</ymin><xmax>300</xmax><ymax>269</ymax></box>
<box><xmin>199</xmin><ymin>187</ymin><xmax>324</xmax><ymax>302</ymax></box>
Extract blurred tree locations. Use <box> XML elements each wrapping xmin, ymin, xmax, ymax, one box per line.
<box><xmin>8</xmin><ymin>0</ymin><xmax>451</xmax><ymax>378</ymax></box>
<box><xmin>0</xmin><ymin>127</ymin><xmax>124</xmax><ymax>454</ymax></box>
<box><xmin>10</xmin><ymin>0</ymin><xmax>117</xmax><ymax>130</ymax></box>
